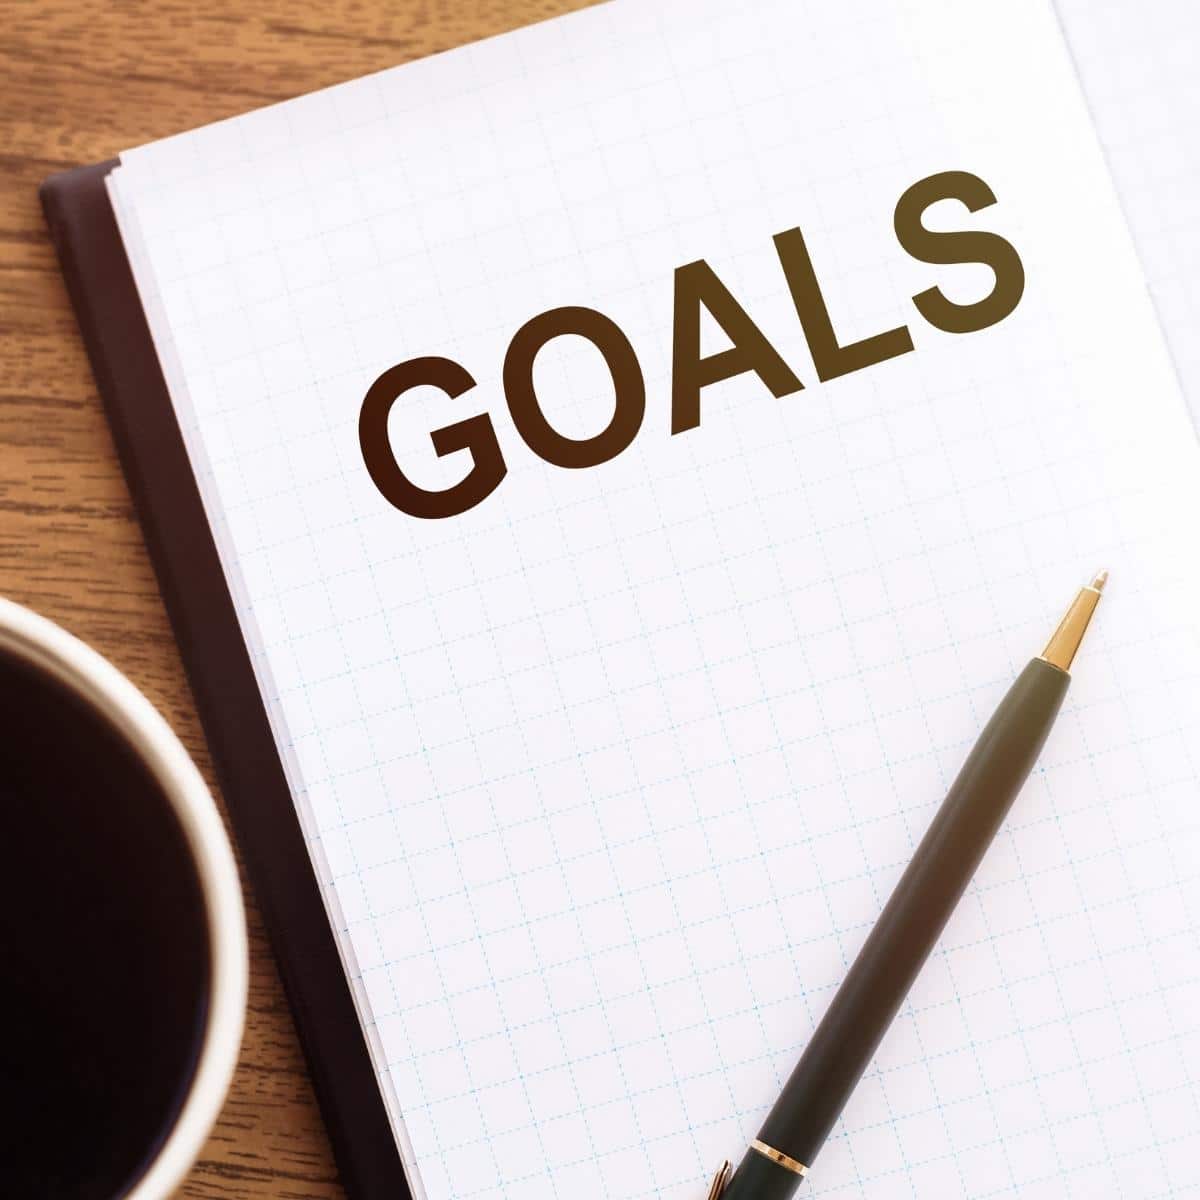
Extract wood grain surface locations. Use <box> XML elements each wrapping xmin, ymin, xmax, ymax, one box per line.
<box><xmin>1</xmin><ymin>1</ymin><xmax>594</xmax><ymax>1195</ymax></box>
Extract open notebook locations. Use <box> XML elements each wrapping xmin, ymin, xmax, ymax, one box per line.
<box><xmin>44</xmin><ymin>0</ymin><xmax>1200</xmax><ymax>1197</ymax></box>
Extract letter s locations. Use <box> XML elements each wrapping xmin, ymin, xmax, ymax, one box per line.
<box><xmin>895</xmin><ymin>171</ymin><xmax>1025</xmax><ymax>335</ymax></box>
<box><xmin>359</xmin><ymin>356</ymin><xmax>507</xmax><ymax>519</ymax></box>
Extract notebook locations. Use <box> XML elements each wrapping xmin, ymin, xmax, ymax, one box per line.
<box><xmin>42</xmin><ymin>1</ymin><xmax>1200</xmax><ymax>1197</ymax></box>
<box><xmin>1058</xmin><ymin>0</ymin><xmax>1200</xmax><ymax>432</ymax></box>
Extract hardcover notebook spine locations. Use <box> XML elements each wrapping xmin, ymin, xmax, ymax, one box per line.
<box><xmin>40</xmin><ymin>161</ymin><xmax>410</xmax><ymax>1200</ymax></box>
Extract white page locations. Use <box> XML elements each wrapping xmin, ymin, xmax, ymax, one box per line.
<box><xmin>108</xmin><ymin>1</ymin><xmax>1200</xmax><ymax>1197</ymax></box>
<box><xmin>1056</xmin><ymin>0</ymin><xmax>1200</xmax><ymax>429</ymax></box>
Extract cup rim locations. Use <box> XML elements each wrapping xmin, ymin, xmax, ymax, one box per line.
<box><xmin>0</xmin><ymin>597</ymin><xmax>248</xmax><ymax>1200</ymax></box>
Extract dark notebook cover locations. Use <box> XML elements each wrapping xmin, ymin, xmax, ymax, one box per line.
<box><xmin>41</xmin><ymin>161</ymin><xmax>411</xmax><ymax>1200</ymax></box>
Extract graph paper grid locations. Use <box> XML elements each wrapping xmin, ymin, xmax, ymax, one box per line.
<box><xmin>108</xmin><ymin>0</ymin><xmax>1200</xmax><ymax>1196</ymax></box>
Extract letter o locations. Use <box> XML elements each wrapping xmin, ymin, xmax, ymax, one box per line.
<box><xmin>503</xmin><ymin>306</ymin><xmax>645</xmax><ymax>469</ymax></box>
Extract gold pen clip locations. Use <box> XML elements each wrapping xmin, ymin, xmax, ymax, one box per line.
<box><xmin>707</xmin><ymin>1161</ymin><xmax>731</xmax><ymax>1199</ymax></box>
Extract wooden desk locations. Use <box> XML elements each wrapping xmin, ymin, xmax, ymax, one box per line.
<box><xmin>0</xmin><ymin>1</ymin><xmax>592</xmax><ymax>1194</ymax></box>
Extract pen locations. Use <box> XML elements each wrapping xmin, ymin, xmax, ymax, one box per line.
<box><xmin>709</xmin><ymin>571</ymin><xmax>1108</xmax><ymax>1199</ymax></box>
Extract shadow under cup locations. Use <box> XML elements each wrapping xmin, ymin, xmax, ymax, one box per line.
<box><xmin>0</xmin><ymin>644</ymin><xmax>212</xmax><ymax>1199</ymax></box>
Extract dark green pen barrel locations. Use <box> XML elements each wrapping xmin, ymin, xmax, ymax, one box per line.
<box><xmin>748</xmin><ymin>657</ymin><xmax>1070</xmax><ymax>1179</ymax></box>
<box><xmin>721</xmin><ymin>1148</ymin><xmax>804</xmax><ymax>1200</ymax></box>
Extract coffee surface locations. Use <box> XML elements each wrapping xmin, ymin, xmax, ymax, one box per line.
<box><xmin>0</xmin><ymin>648</ymin><xmax>211</xmax><ymax>1199</ymax></box>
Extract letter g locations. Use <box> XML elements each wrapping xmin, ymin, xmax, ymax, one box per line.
<box><xmin>359</xmin><ymin>356</ymin><xmax>507</xmax><ymax>519</ymax></box>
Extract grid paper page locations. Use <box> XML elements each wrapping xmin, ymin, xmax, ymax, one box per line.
<box><xmin>1056</xmin><ymin>0</ymin><xmax>1200</xmax><ymax>429</ymax></box>
<box><xmin>108</xmin><ymin>1</ymin><xmax>1200</xmax><ymax>1197</ymax></box>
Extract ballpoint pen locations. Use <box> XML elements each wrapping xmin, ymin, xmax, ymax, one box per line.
<box><xmin>709</xmin><ymin>571</ymin><xmax>1107</xmax><ymax>1198</ymax></box>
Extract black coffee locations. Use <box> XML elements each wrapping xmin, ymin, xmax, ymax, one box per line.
<box><xmin>0</xmin><ymin>647</ymin><xmax>211</xmax><ymax>1199</ymax></box>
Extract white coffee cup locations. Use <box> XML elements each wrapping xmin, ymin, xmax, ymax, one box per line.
<box><xmin>0</xmin><ymin>597</ymin><xmax>247</xmax><ymax>1199</ymax></box>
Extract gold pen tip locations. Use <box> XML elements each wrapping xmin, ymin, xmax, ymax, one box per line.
<box><xmin>1041</xmin><ymin>573</ymin><xmax>1107</xmax><ymax>671</ymax></box>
